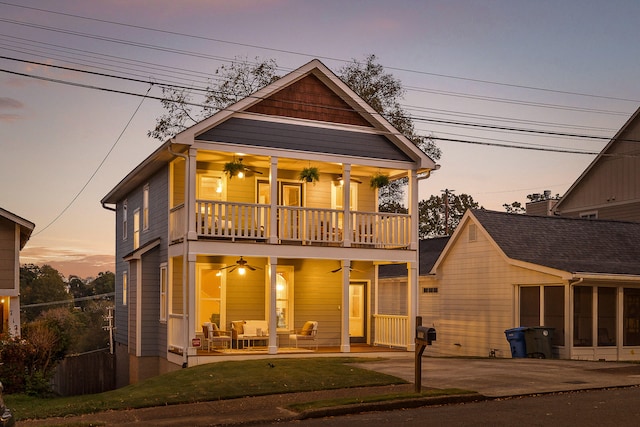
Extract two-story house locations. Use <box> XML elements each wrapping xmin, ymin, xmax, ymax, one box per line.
<box><xmin>0</xmin><ymin>207</ymin><xmax>35</xmax><ymax>336</ymax></box>
<box><xmin>102</xmin><ymin>59</ymin><xmax>437</xmax><ymax>385</ymax></box>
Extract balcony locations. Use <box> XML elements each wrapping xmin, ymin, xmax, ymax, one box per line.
<box><xmin>170</xmin><ymin>201</ymin><xmax>410</xmax><ymax>248</ymax></box>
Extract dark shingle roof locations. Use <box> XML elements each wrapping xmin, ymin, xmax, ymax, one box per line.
<box><xmin>472</xmin><ymin>209</ymin><xmax>640</xmax><ymax>276</ymax></box>
<box><xmin>378</xmin><ymin>237</ymin><xmax>450</xmax><ymax>278</ymax></box>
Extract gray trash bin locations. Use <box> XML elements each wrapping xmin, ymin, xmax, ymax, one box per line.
<box><xmin>524</xmin><ymin>327</ymin><xmax>554</xmax><ymax>359</ymax></box>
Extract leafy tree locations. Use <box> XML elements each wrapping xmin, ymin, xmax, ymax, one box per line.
<box><xmin>149</xmin><ymin>57</ymin><xmax>280</xmax><ymax>141</ymax></box>
<box><xmin>149</xmin><ymin>55</ymin><xmax>441</xmax><ymax>212</ymax></box>
<box><xmin>419</xmin><ymin>192</ymin><xmax>481</xmax><ymax>238</ymax></box>
<box><xmin>503</xmin><ymin>201</ymin><xmax>526</xmax><ymax>214</ymax></box>
<box><xmin>339</xmin><ymin>55</ymin><xmax>441</xmax><ymax>211</ymax></box>
<box><xmin>20</xmin><ymin>264</ymin><xmax>72</xmax><ymax>322</ymax></box>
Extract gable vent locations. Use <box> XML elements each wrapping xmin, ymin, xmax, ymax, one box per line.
<box><xmin>469</xmin><ymin>223</ymin><xmax>477</xmax><ymax>242</ymax></box>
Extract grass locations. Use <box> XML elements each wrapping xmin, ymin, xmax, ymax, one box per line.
<box><xmin>5</xmin><ymin>357</ymin><xmax>408</xmax><ymax>421</ymax></box>
<box><xmin>288</xmin><ymin>388</ymin><xmax>475</xmax><ymax>412</ymax></box>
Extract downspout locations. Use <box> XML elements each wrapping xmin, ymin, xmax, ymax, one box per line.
<box><xmin>168</xmin><ymin>141</ymin><xmax>190</xmax><ymax>368</ymax></box>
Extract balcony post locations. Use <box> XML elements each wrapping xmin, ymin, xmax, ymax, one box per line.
<box><xmin>407</xmin><ymin>261</ymin><xmax>418</xmax><ymax>351</ymax></box>
<box><xmin>267</xmin><ymin>257</ymin><xmax>278</xmax><ymax>354</ymax></box>
<box><xmin>187</xmin><ymin>147</ymin><xmax>198</xmax><ymax>241</ymax></box>
<box><xmin>342</xmin><ymin>164</ymin><xmax>352</xmax><ymax>247</ymax></box>
<box><xmin>269</xmin><ymin>157</ymin><xmax>278</xmax><ymax>244</ymax></box>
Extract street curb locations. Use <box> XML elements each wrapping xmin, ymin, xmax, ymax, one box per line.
<box><xmin>296</xmin><ymin>393</ymin><xmax>487</xmax><ymax>420</ymax></box>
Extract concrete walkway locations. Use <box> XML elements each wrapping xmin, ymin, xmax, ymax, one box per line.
<box><xmin>17</xmin><ymin>353</ymin><xmax>640</xmax><ymax>426</ymax></box>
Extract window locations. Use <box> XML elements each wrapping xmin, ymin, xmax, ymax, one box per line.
<box><xmin>573</xmin><ymin>286</ymin><xmax>593</xmax><ymax>346</ymax></box>
<box><xmin>580</xmin><ymin>211</ymin><xmax>598</xmax><ymax>219</ymax></box>
<box><xmin>544</xmin><ymin>286</ymin><xmax>565</xmax><ymax>346</ymax></box>
<box><xmin>520</xmin><ymin>286</ymin><xmax>540</xmax><ymax>326</ymax></box>
<box><xmin>160</xmin><ymin>264</ymin><xmax>167</xmax><ymax>322</ymax></box>
<box><xmin>275</xmin><ymin>266</ymin><xmax>294</xmax><ymax>331</ymax></box>
<box><xmin>122</xmin><ymin>200</ymin><xmax>128</xmax><ymax>240</ymax></box>
<box><xmin>422</xmin><ymin>287</ymin><xmax>439</xmax><ymax>294</ymax></box>
<box><xmin>143</xmin><ymin>184</ymin><xmax>149</xmax><ymax>231</ymax></box>
<box><xmin>332</xmin><ymin>181</ymin><xmax>358</xmax><ymax>210</ymax></box>
<box><xmin>598</xmin><ymin>287</ymin><xmax>616</xmax><ymax>346</ymax></box>
<box><xmin>133</xmin><ymin>209</ymin><xmax>140</xmax><ymax>250</ymax></box>
<box><xmin>624</xmin><ymin>288</ymin><xmax>640</xmax><ymax>346</ymax></box>
<box><xmin>122</xmin><ymin>271</ymin><xmax>128</xmax><ymax>306</ymax></box>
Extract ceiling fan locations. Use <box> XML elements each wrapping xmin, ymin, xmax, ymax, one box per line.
<box><xmin>220</xmin><ymin>257</ymin><xmax>262</xmax><ymax>275</ymax></box>
<box><xmin>330</xmin><ymin>266</ymin><xmax>363</xmax><ymax>273</ymax></box>
<box><xmin>238</xmin><ymin>158</ymin><xmax>263</xmax><ymax>178</ymax></box>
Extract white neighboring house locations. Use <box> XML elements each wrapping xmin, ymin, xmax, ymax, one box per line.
<box><xmin>0</xmin><ymin>207</ymin><xmax>35</xmax><ymax>336</ymax></box>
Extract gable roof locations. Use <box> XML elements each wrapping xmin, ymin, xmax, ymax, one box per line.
<box><xmin>554</xmin><ymin>105</ymin><xmax>640</xmax><ymax>212</ymax></box>
<box><xmin>175</xmin><ymin>59</ymin><xmax>436</xmax><ymax>169</ymax></box>
<box><xmin>378</xmin><ymin>237</ymin><xmax>450</xmax><ymax>278</ymax></box>
<box><xmin>471</xmin><ymin>209</ymin><xmax>640</xmax><ymax>276</ymax></box>
<box><xmin>0</xmin><ymin>207</ymin><xmax>35</xmax><ymax>249</ymax></box>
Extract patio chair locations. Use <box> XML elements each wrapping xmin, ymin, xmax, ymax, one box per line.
<box><xmin>202</xmin><ymin>322</ymin><xmax>232</xmax><ymax>351</ymax></box>
<box><xmin>289</xmin><ymin>321</ymin><xmax>318</xmax><ymax>349</ymax></box>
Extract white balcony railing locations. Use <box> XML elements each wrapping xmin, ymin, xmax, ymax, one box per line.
<box><xmin>169</xmin><ymin>201</ymin><xmax>411</xmax><ymax>248</ymax></box>
<box><xmin>374</xmin><ymin>314</ymin><xmax>409</xmax><ymax>348</ymax></box>
<box><xmin>196</xmin><ymin>200</ymin><xmax>269</xmax><ymax>240</ymax></box>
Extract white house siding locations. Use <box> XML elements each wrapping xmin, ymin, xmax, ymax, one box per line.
<box><xmin>422</xmin><ymin>220</ymin><xmax>564</xmax><ymax>359</ymax></box>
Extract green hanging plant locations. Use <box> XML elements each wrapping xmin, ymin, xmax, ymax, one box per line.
<box><xmin>223</xmin><ymin>159</ymin><xmax>245</xmax><ymax>179</ymax></box>
<box><xmin>299</xmin><ymin>166</ymin><xmax>320</xmax><ymax>184</ymax></box>
<box><xmin>370</xmin><ymin>172</ymin><xmax>390</xmax><ymax>189</ymax></box>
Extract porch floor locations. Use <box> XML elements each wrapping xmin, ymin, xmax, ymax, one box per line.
<box><xmin>195</xmin><ymin>344</ymin><xmax>406</xmax><ymax>357</ymax></box>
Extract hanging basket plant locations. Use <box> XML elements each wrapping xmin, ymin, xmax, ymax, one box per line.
<box><xmin>299</xmin><ymin>166</ymin><xmax>320</xmax><ymax>184</ymax></box>
<box><xmin>223</xmin><ymin>159</ymin><xmax>244</xmax><ymax>179</ymax></box>
<box><xmin>370</xmin><ymin>173</ymin><xmax>390</xmax><ymax>189</ymax></box>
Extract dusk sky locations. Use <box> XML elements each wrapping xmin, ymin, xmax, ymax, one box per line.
<box><xmin>1</xmin><ymin>1</ymin><xmax>639</xmax><ymax>278</ymax></box>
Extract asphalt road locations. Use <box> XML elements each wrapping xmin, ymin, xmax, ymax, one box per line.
<box><xmin>269</xmin><ymin>386</ymin><xmax>640</xmax><ymax>426</ymax></box>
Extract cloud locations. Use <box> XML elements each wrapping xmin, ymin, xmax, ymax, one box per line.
<box><xmin>0</xmin><ymin>97</ymin><xmax>23</xmax><ymax>109</ymax></box>
<box><xmin>20</xmin><ymin>246</ymin><xmax>114</xmax><ymax>279</ymax></box>
<box><xmin>0</xmin><ymin>97</ymin><xmax>24</xmax><ymax>122</ymax></box>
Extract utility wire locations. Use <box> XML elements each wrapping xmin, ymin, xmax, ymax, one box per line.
<box><xmin>0</xmin><ymin>57</ymin><xmax>627</xmax><ymax>144</ymax></box>
<box><xmin>31</xmin><ymin>83</ymin><xmax>153</xmax><ymax>237</ymax></box>
<box><xmin>2</xmin><ymin>0</ymin><xmax>639</xmax><ymax>105</ymax></box>
<box><xmin>0</xmin><ymin>66</ymin><xmax>628</xmax><ymax>157</ymax></box>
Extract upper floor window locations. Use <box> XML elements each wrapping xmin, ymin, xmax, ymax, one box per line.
<box><xmin>122</xmin><ymin>200</ymin><xmax>128</xmax><ymax>240</ymax></box>
<box><xmin>143</xmin><ymin>184</ymin><xmax>149</xmax><ymax>231</ymax></box>
<box><xmin>133</xmin><ymin>209</ymin><xmax>140</xmax><ymax>250</ymax></box>
<box><xmin>122</xmin><ymin>271</ymin><xmax>128</xmax><ymax>306</ymax></box>
<box><xmin>332</xmin><ymin>181</ymin><xmax>358</xmax><ymax>211</ymax></box>
<box><xmin>160</xmin><ymin>263</ymin><xmax>168</xmax><ymax>322</ymax></box>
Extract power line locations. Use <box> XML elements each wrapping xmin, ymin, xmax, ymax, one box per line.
<box><xmin>2</xmin><ymin>0</ymin><xmax>639</xmax><ymax>105</ymax></box>
<box><xmin>31</xmin><ymin>82</ymin><xmax>153</xmax><ymax>237</ymax></box>
<box><xmin>0</xmin><ymin>56</ymin><xmax>630</xmax><ymax>145</ymax></box>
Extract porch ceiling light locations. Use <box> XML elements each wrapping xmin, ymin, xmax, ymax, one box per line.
<box><xmin>219</xmin><ymin>256</ymin><xmax>262</xmax><ymax>275</ymax></box>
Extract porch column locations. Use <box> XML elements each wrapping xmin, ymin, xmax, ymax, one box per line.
<box><xmin>407</xmin><ymin>262</ymin><xmax>418</xmax><ymax>351</ymax></box>
<box><xmin>269</xmin><ymin>157</ymin><xmax>278</xmax><ymax>244</ymax></box>
<box><xmin>408</xmin><ymin>169</ymin><xmax>418</xmax><ymax>250</ymax></box>
<box><xmin>341</xmin><ymin>259</ymin><xmax>351</xmax><ymax>352</ymax></box>
<box><xmin>268</xmin><ymin>257</ymin><xmax>278</xmax><ymax>354</ymax></box>
<box><xmin>342</xmin><ymin>164</ymin><xmax>352</xmax><ymax>247</ymax></box>
<box><xmin>187</xmin><ymin>147</ymin><xmax>198</xmax><ymax>240</ymax></box>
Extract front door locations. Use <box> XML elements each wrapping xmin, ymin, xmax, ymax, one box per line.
<box><xmin>349</xmin><ymin>281</ymin><xmax>367</xmax><ymax>343</ymax></box>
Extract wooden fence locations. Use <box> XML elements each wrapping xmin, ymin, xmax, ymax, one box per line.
<box><xmin>51</xmin><ymin>350</ymin><xmax>115</xmax><ymax>396</ymax></box>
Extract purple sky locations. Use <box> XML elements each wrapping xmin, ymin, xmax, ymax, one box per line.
<box><xmin>1</xmin><ymin>0</ymin><xmax>639</xmax><ymax>277</ymax></box>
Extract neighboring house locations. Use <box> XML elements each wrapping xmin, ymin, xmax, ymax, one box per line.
<box><xmin>101</xmin><ymin>59</ymin><xmax>437</xmax><ymax>385</ymax></box>
<box><xmin>414</xmin><ymin>209</ymin><xmax>640</xmax><ymax>362</ymax></box>
<box><xmin>0</xmin><ymin>207</ymin><xmax>35</xmax><ymax>336</ymax></box>
<box><xmin>553</xmin><ymin>106</ymin><xmax>640</xmax><ymax>221</ymax></box>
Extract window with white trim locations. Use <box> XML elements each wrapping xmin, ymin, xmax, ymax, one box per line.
<box><xmin>133</xmin><ymin>209</ymin><xmax>140</xmax><ymax>250</ymax></box>
<box><xmin>160</xmin><ymin>263</ymin><xmax>167</xmax><ymax>322</ymax></box>
<box><xmin>122</xmin><ymin>200</ymin><xmax>128</xmax><ymax>240</ymax></box>
<box><xmin>143</xmin><ymin>184</ymin><xmax>149</xmax><ymax>231</ymax></box>
<box><xmin>122</xmin><ymin>271</ymin><xmax>128</xmax><ymax>306</ymax></box>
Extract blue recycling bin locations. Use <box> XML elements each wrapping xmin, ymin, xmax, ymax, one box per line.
<box><xmin>505</xmin><ymin>327</ymin><xmax>528</xmax><ymax>358</ymax></box>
